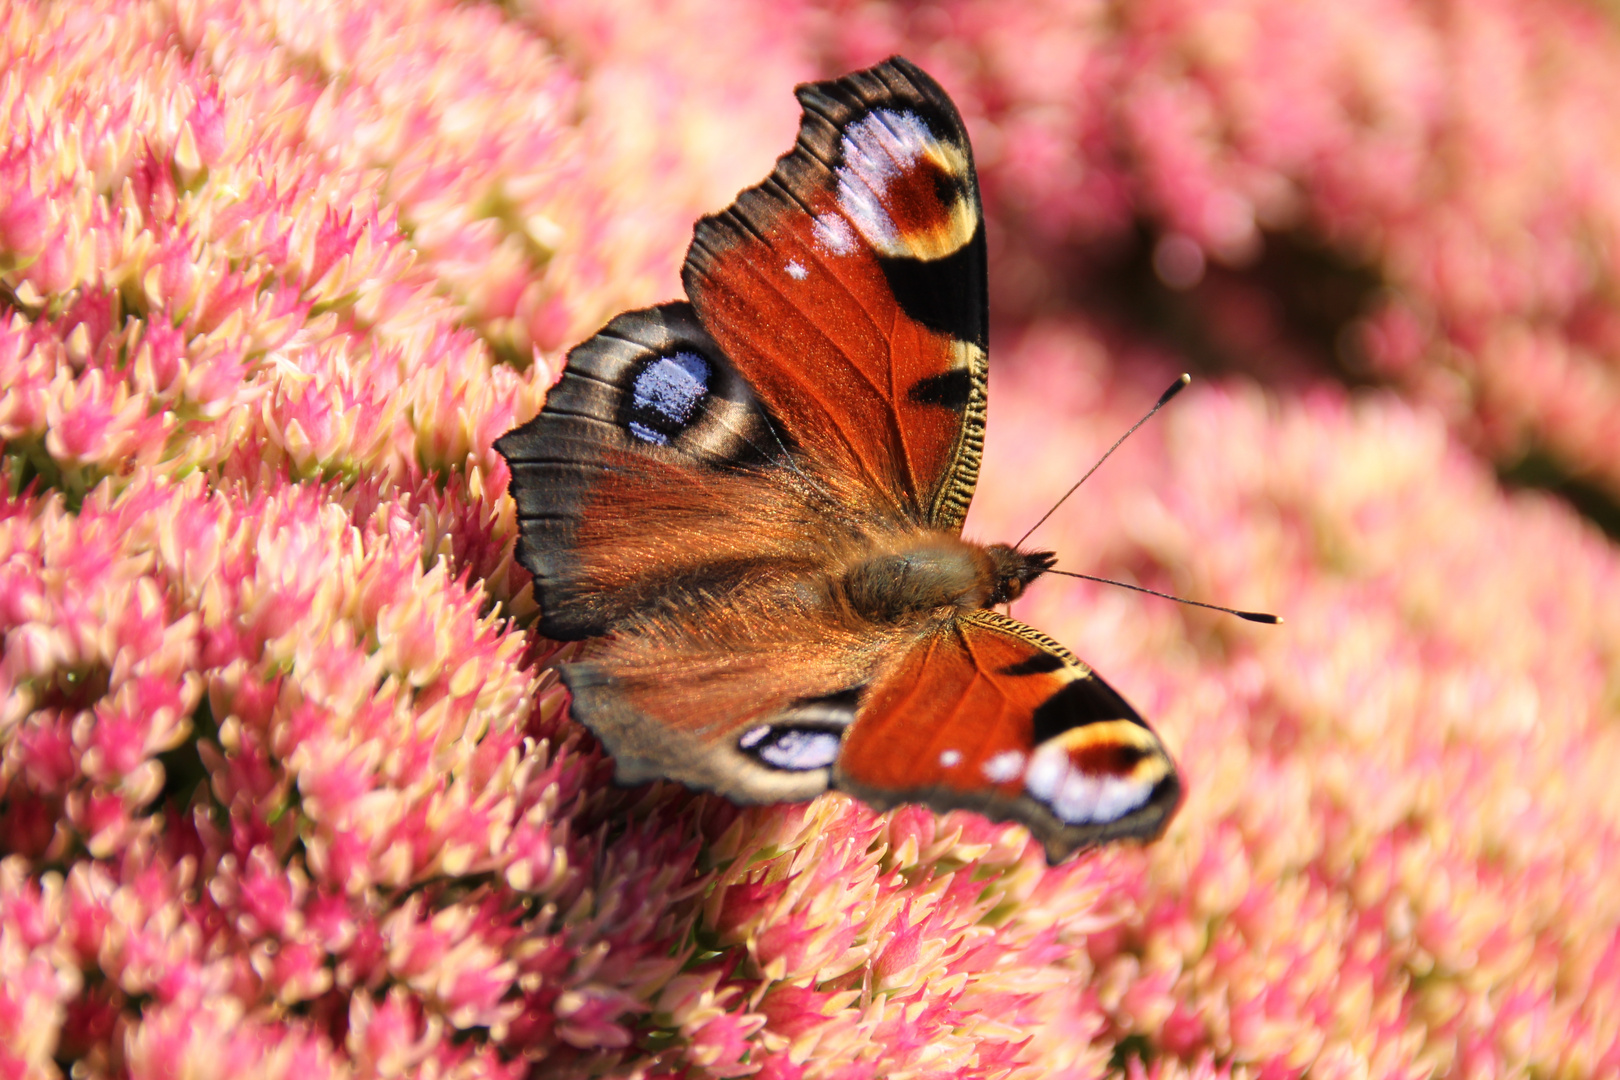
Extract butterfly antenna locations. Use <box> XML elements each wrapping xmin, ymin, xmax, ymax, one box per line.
<box><xmin>1045</xmin><ymin>568</ymin><xmax>1281</xmax><ymax>624</ymax></box>
<box><xmin>1014</xmin><ymin>374</ymin><xmax>1191</xmax><ymax>548</ymax></box>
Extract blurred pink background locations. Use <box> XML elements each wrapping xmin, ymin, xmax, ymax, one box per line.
<box><xmin>3</xmin><ymin>1</ymin><xmax>1619</xmax><ymax>1076</ymax></box>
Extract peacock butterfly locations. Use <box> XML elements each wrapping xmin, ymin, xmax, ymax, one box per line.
<box><xmin>496</xmin><ymin>57</ymin><xmax>1182</xmax><ymax>862</ymax></box>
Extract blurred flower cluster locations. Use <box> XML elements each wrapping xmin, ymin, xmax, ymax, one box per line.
<box><xmin>3</xmin><ymin>0</ymin><xmax>1618</xmax><ymax>1077</ymax></box>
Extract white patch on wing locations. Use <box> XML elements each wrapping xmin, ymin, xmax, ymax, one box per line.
<box><xmin>1023</xmin><ymin>743</ymin><xmax>1067</xmax><ymax>801</ymax></box>
<box><xmin>812</xmin><ymin>213</ymin><xmax>857</xmax><ymax>255</ymax></box>
<box><xmin>938</xmin><ymin>749</ymin><xmax>962</xmax><ymax>768</ymax></box>
<box><xmin>785</xmin><ymin>259</ymin><xmax>808</xmax><ymax>280</ymax></box>
<box><xmin>832</xmin><ymin>108</ymin><xmax>975</xmax><ymax>260</ymax></box>
<box><xmin>835</xmin><ymin>111</ymin><xmax>918</xmax><ymax>255</ymax></box>
<box><xmin>1024</xmin><ymin>740</ymin><xmax>1152</xmax><ymax>825</ymax></box>
<box><xmin>981</xmin><ymin>749</ymin><xmax>1026</xmax><ymax>783</ymax></box>
<box><xmin>1094</xmin><ymin>776</ymin><xmax>1152</xmax><ymax>821</ymax></box>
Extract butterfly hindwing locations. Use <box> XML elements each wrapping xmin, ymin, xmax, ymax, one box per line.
<box><xmin>683</xmin><ymin>56</ymin><xmax>988</xmax><ymax>531</ymax></box>
<box><xmin>495</xmin><ymin>302</ymin><xmax>792</xmax><ymax>639</ymax></box>
<box><xmin>835</xmin><ymin>610</ymin><xmax>1182</xmax><ymax>862</ymax></box>
<box><xmin>563</xmin><ymin>648</ymin><xmax>877</xmax><ymax>806</ymax></box>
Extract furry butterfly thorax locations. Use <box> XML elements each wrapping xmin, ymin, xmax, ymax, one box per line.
<box><xmin>496</xmin><ymin>57</ymin><xmax>1181</xmax><ymax>863</ymax></box>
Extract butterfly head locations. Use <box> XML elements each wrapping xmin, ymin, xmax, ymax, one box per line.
<box><xmin>983</xmin><ymin>545</ymin><xmax>1057</xmax><ymax>606</ymax></box>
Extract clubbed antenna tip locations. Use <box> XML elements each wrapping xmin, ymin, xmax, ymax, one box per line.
<box><xmin>1156</xmin><ymin>373</ymin><xmax>1192</xmax><ymax>407</ymax></box>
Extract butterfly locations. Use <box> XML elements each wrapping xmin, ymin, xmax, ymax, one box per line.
<box><xmin>496</xmin><ymin>57</ymin><xmax>1181</xmax><ymax>863</ymax></box>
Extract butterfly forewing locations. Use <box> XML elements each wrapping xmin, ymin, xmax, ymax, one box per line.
<box><xmin>683</xmin><ymin>57</ymin><xmax>988</xmax><ymax>531</ymax></box>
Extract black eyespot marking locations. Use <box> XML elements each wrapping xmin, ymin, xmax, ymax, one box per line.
<box><xmin>907</xmin><ymin>368</ymin><xmax>973</xmax><ymax>409</ymax></box>
<box><xmin>877</xmin><ymin>221</ymin><xmax>987</xmax><ymax>347</ymax></box>
<box><xmin>999</xmin><ymin>652</ymin><xmax>1066</xmax><ymax>677</ymax></box>
<box><xmin>930</xmin><ymin>158</ymin><xmax>963</xmax><ymax>204</ymax></box>
<box><xmin>1029</xmin><ymin>675</ymin><xmax>1142</xmax><ymax>746</ymax></box>
<box><xmin>738</xmin><ymin>725</ymin><xmax>843</xmax><ymax>771</ymax></box>
<box><xmin>625</xmin><ymin>351</ymin><xmax>711</xmax><ymax>445</ymax></box>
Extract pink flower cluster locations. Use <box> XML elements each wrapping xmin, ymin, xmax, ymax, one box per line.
<box><xmin>4</xmin><ymin>0</ymin><xmax>1620</xmax><ymax>1077</ymax></box>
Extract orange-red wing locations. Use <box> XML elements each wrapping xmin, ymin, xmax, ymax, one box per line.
<box><xmin>835</xmin><ymin>610</ymin><xmax>1182</xmax><ymax>862</ymax></box>
<box><xmin>682</xmin><ymin>57</ymin><xmax>987</xmax><ymax>532</ymax></box>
